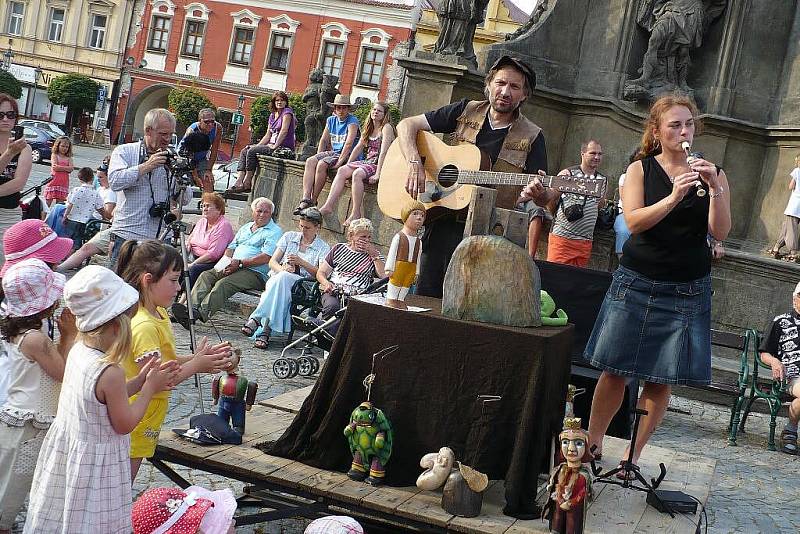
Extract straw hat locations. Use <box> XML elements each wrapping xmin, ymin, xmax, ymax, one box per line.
<box><xmin>1</xmin><ymin>220</ymin><xmax>73</xmax><ymax>277</ymax></box>
<box><xmin>2</xmin><ymin>259</ymin><xmax>65</xmax><ymax>317</ymax></box>
<box><xmin>326</xmin><ymin>94</ymin><xmax>357</xmax><ymax>108</ymax></box>
<box><xmin>63</xmin><ymin>265</ymin><xmax>139</xmax><ymax>332</ymax></box>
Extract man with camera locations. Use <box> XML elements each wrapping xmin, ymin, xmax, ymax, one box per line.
<box><xmin>108</xmin><ymin>108</ymin><xmax>180</xmax><ymax>263</ymax></box>
<box><xmin>537</xmin><ymin>139</ymin><xmax>607</xmax><ymax>267</ymax></box>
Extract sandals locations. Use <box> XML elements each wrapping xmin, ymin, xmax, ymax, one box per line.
<box><xmin>226</xmin><ymin>184</ymin><xmax>252</xmax><ymax>194</ymax></box>
<box><xmin>615</xmin><ymin>461</ymin><xmax>638</xmax><ymax>481</ymax></box>
<box><xmin>241</xmin><ymin>318</ymin><xmax>259</xmax><ymax>337</ymax></box>
<box><xmin>293</xmin><ymin>199</ymin><xmax>316</xmax><ymax>215</ymax></box>
<box><xmin>781</xmin><ymin>428</ymin><xmax>798</xmax><ymax>455</ymax></box>
<box><xmin>254</xmin><ymin>333</ymin><xmax>270</xmax><ymax>350</ymax></box>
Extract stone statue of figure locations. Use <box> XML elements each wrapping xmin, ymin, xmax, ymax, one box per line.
<box><xmin>433</xmin><ymin>0</ymin><xmax>490</xmax><ymax>70</ymax></box>
<box><xmin>505</xmin><ymin>0</ymin><xmax>549</xmax><ymax>41</ymax></box>
<box><xmin>623</xmin><ymin>0</ymin><xmax>727</xmax><ymax>101</ymax></box>
<box><xmin>300</xmin><ymin>68</ymin><xmax>326</xmax><ymax>160</ymax></box>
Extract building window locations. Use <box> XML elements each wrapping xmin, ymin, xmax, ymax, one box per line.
<box><xmin>181</xmin><ymin>19</ymin><xmax>205</xmax><ymax>57</ymax></box>
<box><xmin>266</xmin><ymin>33</ymin><xmax>291</xmax><ymax>71</ymax></box>
<box><xmin>147</xmin><ymin>15</ymin><xmax>171</xmax><ymax>52</ymax></box>
<box><xmin>88</xmin><ymin>14</ymin><xmax>107</xmax><ymax>49</ymax></box>
<box><xmin>320</xmin><ymin>40</ymin><xmax>344</xmax><ymax>78</ymax></box>
<box><xmin>229</xmin><ymin>27</ymin><xmax>254</xmax><ymax>65</ymax></box>
<box><xmin>47</xmin><ymin>8</ymin><xmax>65</xmax><ymax>42</ymax></box>
<box><xmin>357</xmin><ymin>47</ymin><xmax>385</xmax><ymax>87</ymax></box>
<box><xmin>6</xmin><ymin>1</ymin><xmax>24</xmax><ymax>36</ymax></box>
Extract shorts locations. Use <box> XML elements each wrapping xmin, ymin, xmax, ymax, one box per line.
<box><xmin>520</xmin><ymin>200</ymin><xmax>553</xmax><ymax>224</ymax></box>
<box><xmin>88</xmin><ymin>228</ymin><xmax>113</xmax><ymax>255</ymax></box>
<box><xmin>315</xmin><ymin>150</ymin><xmax>342</xmax><ymax>166</ymax></box>
<box><xmin>788</xmin><ymin>377</ymin><xmax>800</xmax><ymax>397</ymax></box>
<box><xmin>130</xmin><ymin>397</ymin><xmax>169</xmax><ymax>458</ymax></box>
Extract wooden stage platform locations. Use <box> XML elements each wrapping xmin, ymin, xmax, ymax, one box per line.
<box><xmin>152</xmin><ymin>386</ymin><xmax>716</xmax><ymax>533</ymax></box>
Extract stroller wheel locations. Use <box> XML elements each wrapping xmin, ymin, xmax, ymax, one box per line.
<box><xmin>273</xmin><ymin>358</ymin><xmax>292</xmax><ymax>379</ymax></box>
<box><xmin>297</xmin><ymin>356</ymin><xmax>314</xmax><ymax>377</ymax></box>
<box><xmin>287</xmin><ymin>358</ymin><xmax>300</xmax><ymax>378</ymax></box>
<box><xmin>310</xmin><ymin>357</ymin><xmax>320</xmax><ymax>374</ymax></box>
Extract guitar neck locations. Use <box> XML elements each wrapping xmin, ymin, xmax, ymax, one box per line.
<box><xmin>457</xmin><ymin>169</ymin><xmax>553</xmax><ymax>187</ymax></box>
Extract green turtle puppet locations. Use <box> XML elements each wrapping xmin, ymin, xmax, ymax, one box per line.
<box><xmin>344</xmin><ymin>401</ymin><xmax>393</xmax><ymax>485</ymax></box>
<box><xmin>541</xmin><ymin>290</ymin><xmax>568</xmax><ymax>326</ymax></box>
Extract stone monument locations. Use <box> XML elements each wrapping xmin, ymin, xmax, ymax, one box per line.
<box><xmin>432</xmin><ymin>0</ymin><xmax>490</xmax><ymax>70</ymax></box>
<box><xmin>299</xmin><ymin>69</ymin><xmax>339</xmax><ymax>161</ymax></box>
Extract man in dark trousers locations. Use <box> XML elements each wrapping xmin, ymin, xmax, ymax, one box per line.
<box><xmin>396</xmin><ymin>55</ymin><xmax>548</xmax><ymax>297</ymax></box>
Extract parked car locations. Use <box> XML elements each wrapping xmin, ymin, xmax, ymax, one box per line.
<box><xmin>22</xmin><ymin>126</ymin><xmax>55</xmax><ymax>164</ymax></box>
<box><xmin>213</xmin><ymin>159</ymin><xmax>239</xmax><ymax>191</ymax></box>
<box><xmin>18</xmin><ymin>119</ymin><xmax>66</xmax><ymax>138</ymax></box>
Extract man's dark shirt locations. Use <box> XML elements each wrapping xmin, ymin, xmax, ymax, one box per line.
<box><xmin>424</xmin><ymin>98</ymin><xmax>548</xmax><ymax>174</ymax></box>
<box><xmin>760</xmin><ymin>311</ymin><xmax>800</xmax><ymax>379</ymax></box>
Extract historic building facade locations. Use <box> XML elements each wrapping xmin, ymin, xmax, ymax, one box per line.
<box><xmin>113</xmin><ymin>0</ymin><xmax>415</xmax><ymax>156</ymax></box>
<box><xmin>0</xmin><ymin>0</ymin><xmax>138</xmax><ymax>129</ymax></box>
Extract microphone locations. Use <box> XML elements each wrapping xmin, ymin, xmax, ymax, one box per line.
<box><xmin>681</xmin><ymin>141</ymin><xmax>706</xmax><ymax>197</ymax></box>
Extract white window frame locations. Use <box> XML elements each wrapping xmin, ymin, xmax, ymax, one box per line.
<box><xmin>6</xmin><ymin>1</ymin><xmax>25</xmax><ymax>36</ymax></box>
<box><xmin>180</xmin><ymin>3</ymin><xmax>210</xmax><ymax>58</ymax></box>
<box><xmin>47</xmin><ymin>7</ymin><xmax>65</xmax><ymax>42</ymax></box>
<box><xmin>317</xmin><ymin>22</ymin><xmax>350</xmax><ymax>79</ymax></box>
<box><xmin>355</xmin><ymin>28</ymin><xmax>392</xmax><ymax>88</ymax></box>
<box><xmin>227</xmin><ymin>9</ymin><xmax>260</xmax><ymax>67</ymax></box>
<box><xmin>356</xmin><ymin>47</ymin><xmax>385</xmax><ymax>88</ymax></box>
<box><xmin>88</xmin><ymin>13</ymin><xmax>107</xmax><ymax>49</ymax></box>
<box><xmin>147</xmin><ymin>14</ymin><xmax>172</xmax><ymax>52</ymax></box>
<box><xmin>264</xmin><ymin>14</ymin><xmax>299</xmax><ymax>73</ymax></box>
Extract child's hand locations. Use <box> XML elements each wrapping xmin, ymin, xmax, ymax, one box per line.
<box><xmin>143</xmin><ymin>359</ymin><xmax>177</xmax><ymax>393</ymax></box>
<box><xmin>193</xmin><ymin>337</ymin><xmax>233</xmax><ymax>373</ymax></box>
<box><xmin>159</xmin><ymin>360</ymin><xmax>181</xmax><ymax>388</ymax></box>
<box><xmin>56</xmin><ymin>308</ymin><xmax>78</xmax><ymax>341</ymax></box>
<box><xmin>130</xmin><ymin>355</ymin><xmax>159</xmax><ymax>393</ymax></box>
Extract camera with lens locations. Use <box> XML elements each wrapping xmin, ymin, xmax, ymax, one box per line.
<box><xmin>563</xmin><ymin>203</ymin><xmax>585</xmax><ymax>222</ymax></box>
<box><xmin>149</xmin><ymin>201</ymin><xmax>170</xmax><ymax>219</ymax></box>
<box><xmin>163</xmin><ymin>145</ymin><xmax>192</xmax><ymax>173</ymax></box>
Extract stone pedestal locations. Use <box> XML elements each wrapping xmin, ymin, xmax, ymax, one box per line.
<box><xmin>396</xmin><ymin>51</ymin><xmax>469</xmax><ymax>119</ymax></box>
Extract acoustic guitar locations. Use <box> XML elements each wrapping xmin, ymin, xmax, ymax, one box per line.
<box><xmin>377</xmin><ymin>131</ymin><xmax>607</xmax><ymax>220</ymax></box>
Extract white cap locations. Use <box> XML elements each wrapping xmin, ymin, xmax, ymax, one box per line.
<box><xmin>64</xmin><ymin>265</ymin><xmax>140</xmax><ymax>332</ymax></box>
<box><xmin>304</xmin><ymin>516</ymin><xmax>364</xmax><ymax>534</ymax></box>
<box><xmin>795</xmin><ymin>281</ymin><xmax>800</xmax><ymax>296</ymax></box>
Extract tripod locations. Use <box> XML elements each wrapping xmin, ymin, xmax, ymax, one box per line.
<box><xmin>589</xmin><ymin>408</ymin><xmax>673</xmax><ymax>517</ymax></box>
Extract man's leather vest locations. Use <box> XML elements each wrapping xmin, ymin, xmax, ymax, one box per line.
<box><xmin>453</xmin><ymin>100</ymin><xmax>542</xmax><ymax>208</ymax></box>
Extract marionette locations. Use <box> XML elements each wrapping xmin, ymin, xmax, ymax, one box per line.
<box><xmin>545</xmin><ymin>417</ymin><xmax>593</xmax><ymax>534</ymax></box>
<box><xmin>211</xmin><ymin>352</ymin><xmax>258</xmax><ymax>436</ymax></box>
<box><xmin>385</xmin><ymin>200</ymin><xmax>426</xmax><ymax>309</ymax></box>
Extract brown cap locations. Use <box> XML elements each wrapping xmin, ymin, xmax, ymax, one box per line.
<box><xmin>489</xmin><ymin>55</ymin><xmax>536</xmax><ymax>92</ymax></box>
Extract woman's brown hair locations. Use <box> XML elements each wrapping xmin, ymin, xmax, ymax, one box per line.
<box><xmin>201</xmin><ymin>192</ymin><xmax>226</xmax><ymax>215</ymax></box>
<box><xmin>116</xmin><ymin>240</ymin><xmax>183</xmax><ymax>310</ymax></box>
<box><xmin>269</xmin><ymin>91</ymin><xmax>290</xmax><ymax>113</ymax></box>
<box><xmin>635</xmin><ymin>94</ymin><xmax>702</xmax><ymax>161</ymax></box>
<box><xmin>360</xmin><ymin>102</ymin><xmax>393</xmax><ymax>144</ymax></box>
<box><xmin>0</xmin><ymin>93</ymin><xmax>19</xmax><ymax>125</ymax></box>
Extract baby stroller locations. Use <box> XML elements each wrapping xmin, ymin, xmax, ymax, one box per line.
<box><xmin>272</xmin><ymin>276</ymin><xmax>389</xmax><ymax>379</ymax></box>
<box><xmin>20</xmin><ymin>177</ymin><xmax>52</xmax><ymax>220</ymax></box>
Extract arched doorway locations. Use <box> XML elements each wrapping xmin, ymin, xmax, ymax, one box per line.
<box><xmin>120</xmin><ymin>83</ymin><xmax>172</xmax><ymax>142</ymax></box>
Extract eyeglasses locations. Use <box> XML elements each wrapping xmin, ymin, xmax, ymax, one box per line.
<box><xmin>201</xmin><ymin>119</ymin><xmax>215</xmax><ymax>124</ymax></box>
<box><xmin>200</xmin><ymin>203</ymin><xmax>217</xmax><ymax>209</ymax></box>
<box><xmin>0</xmin><ymin>111</ymin><xmax>17</xmax><ymax>120</ymax></box>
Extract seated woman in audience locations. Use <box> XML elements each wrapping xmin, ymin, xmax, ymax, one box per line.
<box><xmin>228</xmin><ymin>92</ymin><xmax>296</xmax><ymax>194</ymax></box>
<box><xmin>294</xmin><ymin>95</ymin><xmax>360</xmax><ymax>214</ymax></box>
<box><xmin>241</xmin><ymin>207</ymin><xmax>330</xmax><ymax>349</ymax></box>
<box><xmin>186</xmin><ymin>192</ymin><xmax>235</xmax><ymax>286</ymax></box>
<box><xmin>319</xmin><ymin>102</ymin><xmax>395</xmax><ymax>226</ymax></box>
<box><xmin>316</xmin><ymin>218</ymin><xmax>385</xmax><ymax>323</ymax></box>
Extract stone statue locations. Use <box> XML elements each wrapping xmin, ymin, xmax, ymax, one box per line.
<box><xmin>433</xmin><ymin>0</ymin><xmax>490</xmax><ymax>70</ymax></box>
<box><xmin>623</xmin><ymin>0</ymin><xmax>727</xmax><ymax>101</ymax></box>
<box><xmin>300</xmin><ymin>68</ymin><xmax>327</xmax><ymax>160</ymax></box>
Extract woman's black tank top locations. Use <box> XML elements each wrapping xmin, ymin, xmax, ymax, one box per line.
<box><xmin>0</xmin><ymin>160</ymin><xmax>21</xmax><ymax>209</ymax></box>
<box><xmin>620</xmin><ymin>156</ymin><xmax>711</xmax><ymax>281</ymax></box>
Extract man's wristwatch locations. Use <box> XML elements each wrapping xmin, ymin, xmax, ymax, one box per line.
<box><xmin>238</xmin><ymin>259</ymin><xmax>244</xmax><ymax>269</ymax></box>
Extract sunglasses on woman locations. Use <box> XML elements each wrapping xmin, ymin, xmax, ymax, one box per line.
<box><xmin>0</xmin><ymin>111</ymin><xmax>17</xmax><ymax>119</ymax></box>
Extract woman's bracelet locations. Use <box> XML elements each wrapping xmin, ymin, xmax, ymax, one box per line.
<box><xmin>710</xmin><ymin>186</ymin><xmax>725</xmax><ymax>198</ymax></box>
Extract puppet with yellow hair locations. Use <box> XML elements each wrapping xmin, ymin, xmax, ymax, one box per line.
<box><xmin>385</xmin><ymin>200</ymin><xmax>426</xmax><ymax>309</ymax></box>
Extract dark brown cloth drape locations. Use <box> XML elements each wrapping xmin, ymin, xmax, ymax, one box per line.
<box><xmin>266</xmin><ymin>295</ymin><xmax>573</xmax><ymax>517</ymax></box>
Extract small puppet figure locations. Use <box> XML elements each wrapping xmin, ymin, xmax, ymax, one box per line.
<box><xmin>385</xmin><ymin>200</ymin><xmax>426</xmax><ymax>309</ymax></box>
<box><xmin>545</xmin><ymin>417</ymin><xmax>593</xmax><ymax>534</ymax></box>
<box><xmin>211</xmin><ymin>350</ymin><xmax>258</xmax><ymax>436</ymax></box>
<box><xmin>344</xmin><ymin>401</ymin><xmax>393</xmax><ymax>485</ymax></box>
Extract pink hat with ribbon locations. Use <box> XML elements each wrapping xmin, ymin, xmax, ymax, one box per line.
<box><xmin>132</xmin><ymin>486</ymin><xmax>236</xmax><ymax>534</ymax></box>
<box><xmin>2</xmin><ymin>258</ymin><xmax>65</xmax><ymax>317</ymax></box>
<box><xmin>1</xmin><ymin>220</ymin><xmax>73</xmax><ymax>277</ymax></box>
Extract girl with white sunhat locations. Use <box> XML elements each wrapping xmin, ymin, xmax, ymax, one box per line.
<box><xmin>24</xmin><ymin>266</ymin><xmax>178</xmax><ymax>533</ymax></box>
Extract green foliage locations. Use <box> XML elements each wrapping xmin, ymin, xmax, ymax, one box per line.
<box><xmin>0</xmin><ymin>71</ymin><xmax>22</xmax><ymax>100</ymax></box>
<box><xmin>353</xmin><ymin>101</ymin><xmax>401</xmax><ymax>128</ymax></box>
<box><xmin>167</xmin><ymin>86</ymin><xmax>215</xmax><ymax>126</ymax></box>
<box><xmin>249</xmin><ymin>95</ymin><xmax>271</xmax><ymax>141</ymax></box>
<box><xmin>47</xmin><ymin>74</ymin><xmax>99</xmax><ymax>119</ymax></box>
<box><xmin>287</xmin><ymin>93</ymin><xmax>306</xmax><ymax>143</ymax></box>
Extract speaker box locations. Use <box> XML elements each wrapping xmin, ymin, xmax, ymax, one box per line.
<box><xmin>570</xmin><ymin>366</ymin><xmax>635</xmax><ymax>439</ymax></box>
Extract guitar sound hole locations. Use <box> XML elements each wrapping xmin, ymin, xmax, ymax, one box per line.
<box><xmin>438</xmin><ymin>165</ymin><xmax>459</xmax><ymax>188</ymax></box>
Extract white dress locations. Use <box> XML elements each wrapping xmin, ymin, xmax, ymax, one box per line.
<box><xmin>784</xmin><ymin>168</ymin><xmax>800</xmax><ymax>217</ymax></box>
<box><xmin>24</xmin><ymin>342</ymin><xmax>132</xmax><ymax>534</ymax></box>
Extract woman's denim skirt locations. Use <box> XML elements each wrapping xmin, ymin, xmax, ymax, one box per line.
<box><xmin>583</xmin><ymin>265</ymin><xmax>712</xmax><ymax>386</ymax></box>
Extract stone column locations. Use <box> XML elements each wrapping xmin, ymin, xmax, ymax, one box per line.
<box><xmin>395</xmin><ymin>51</ymin><xmax>468</xmax><ymax>119</ymax></box>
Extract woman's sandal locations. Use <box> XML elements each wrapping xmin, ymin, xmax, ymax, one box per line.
<box><xmin>254</xmin><ymin>333</ymin><xmax>270</xmax><ymax>350</ymax></box>
<box><xmin>241</xmin><ymin>318</ymin><xmax>259</xmax><ymax>337</ymax></box>
<box><xmin>615</xmin><ymin>461</ymin><xmax>638</xmax><ymax>481</ymax></box>
<box><xmin>781</xmin><ymin>428</ymin><xmax>798</xmax><ymax>455</ymax></box>
<box><xmin>293</xmin><ymin>199</ymin><xmax>316</xmax><ymax>215</ymax></box>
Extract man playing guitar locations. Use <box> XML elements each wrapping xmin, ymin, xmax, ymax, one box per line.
<box><xmin>396</xmin><ymin>55</ymin><xmax>549</xmax><ymax>297</ymax></box>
